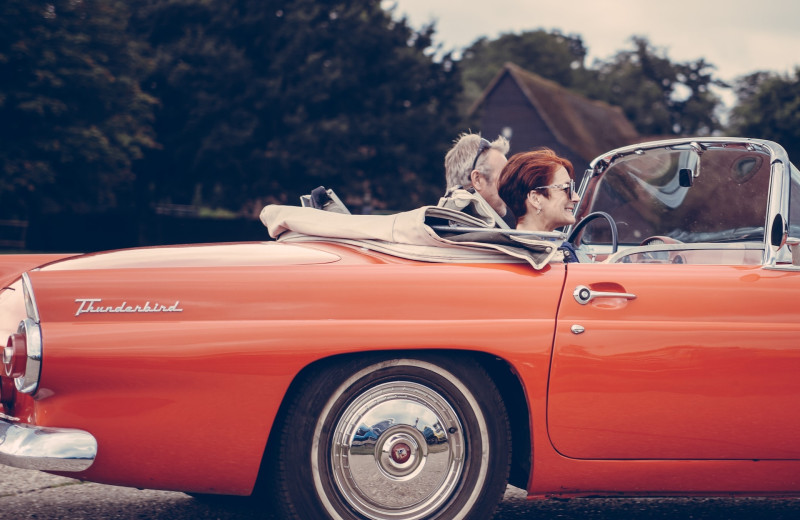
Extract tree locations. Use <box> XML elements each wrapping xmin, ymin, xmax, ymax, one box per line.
<box><xmin>459</xmin><ymin>30</ymin><xmax>588</xmax><ymax>110</ymax></box>
<box><xmin>587</xmin><ymin>37</ymin><xmax>725</xmax><ymax>136</ymax></box>
<box><xmin>0</xmin><ymin>0</ymin><xmax>156</xmax><ymax>216</ymax></box>
<box><xmin>130</xmin><ymin>0</ymin><xmax>462</xmax><ymax>212</ymax></box>
<box><xmin>728</xmin><ymin>69</ymin><xmax>800</xmax><ymax>162</ymax></box>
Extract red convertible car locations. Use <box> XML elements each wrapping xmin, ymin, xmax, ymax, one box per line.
<box><xmin>1</xmin><ymin>137</ymin><xmax>800</xmax><ymax>519</ymax></box>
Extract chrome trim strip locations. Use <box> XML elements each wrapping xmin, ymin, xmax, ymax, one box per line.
<box><xmin>21</xmin><ymin>273</ymin><xmax>40</xmax><ymax>324</ymax></box>
<box><xmin>765</xmin><ymin>160</ymin><xmax>790</xmax><ymax>266</ymax></box>
<box><xmin>763</xmin><ymin>264</ymin><xmax>800</xmax><ymax>271</ymax></box>
<box><xmin>17</xmin><ymin>274</ymin><xmax>43</xmax><ymax>394</ymax></box>
<box><xmin>0</xmin><ymin>418</ymin><xmax>97</xmax><ymax>472</ymax></box>
<box><xmin>15</xmin><ymin>318</ymin><xmax>42</xmax><ymax>395</ymax></box>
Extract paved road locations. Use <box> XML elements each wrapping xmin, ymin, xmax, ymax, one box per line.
<box><xmin>2</xmin><ymin>465</ymin><xmax>800</xmax><ymax>519</ymax></box>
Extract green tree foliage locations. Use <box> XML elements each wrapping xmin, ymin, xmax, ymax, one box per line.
<box><xmin>131</xmin><ymin>0</ymin><xmax>462</xmax><ymax>212</ymax></box>
<box><xmin>0</xmin><ymin>0</ymin><xmax>156</xmax><ymax>216</ymax></box>
<box><xmin>728</xmin><ymin>69</ymin><xmax>800</xmax><ymax>162</ymax></box>
<box><xmin>581</xmin><ymin>37</ymin><xmax>725</xmax><ymax>136</ymax></box>
<box><xmin>459</xmin><ymin>30</ymin><xmax>587</xmax><ymax>110</ymax></box>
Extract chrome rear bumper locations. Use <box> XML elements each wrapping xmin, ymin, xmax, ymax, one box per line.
<box><xmin>0</xmin><ymin>416</ymin><xmax>96</xmax><ymax>472</ymax></box>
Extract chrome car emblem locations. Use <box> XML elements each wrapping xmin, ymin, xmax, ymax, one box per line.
<box><xmin>391</xmin><ymin>443</ymin><xmax>411</xmax><ymax>464</ymax></box>
<box><xmin>74</xmin><ymin>299</ymin><xmax>183</xmax><ymax>317</ymax></box>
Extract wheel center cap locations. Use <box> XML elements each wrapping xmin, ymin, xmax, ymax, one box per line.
<box><xmin>391</xmin><ymin>442</ymin><xmax>411</xmax><ymax>464</ymax></box>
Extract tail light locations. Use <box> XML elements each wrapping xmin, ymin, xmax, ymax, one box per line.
<box><xmin>3</xmin><ymin>318</ymin><xmax>41</xmax><ymax>394</ymax></box>
<box><xmin>5</xmin><ymin>326</ymin><xmax>29</xmax><ymax>377</ymax></box>
<box><xmin>1</xmin><ymin>273</ymin><xmax>42</xmax><ymax>397</ymax></box>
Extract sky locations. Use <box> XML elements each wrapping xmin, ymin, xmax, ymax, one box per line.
<box><xmin>386</xmin><ymin>0</ymin><xmax>800</xmax><ymax>89</ymax></box>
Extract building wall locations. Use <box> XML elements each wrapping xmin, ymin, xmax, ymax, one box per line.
<box><xmin>478</xmin><ymin>73</ymin><xmax>591</xmax><ymax>182</ymax></box>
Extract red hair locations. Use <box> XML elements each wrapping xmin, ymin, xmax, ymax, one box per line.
<box><xmin>498</xmin><ymin>148</ymin><xmax>574</xmax><ymax>223</ymax></box>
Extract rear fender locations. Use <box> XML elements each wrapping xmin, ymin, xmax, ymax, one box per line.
<box><xmin>0</xmin><ymin>255</ymin><xmax>76</xmax><ymax>287</ymax></box>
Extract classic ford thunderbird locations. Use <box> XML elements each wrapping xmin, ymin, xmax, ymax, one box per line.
<box><xmin>2</xmin><ymin>137</ymin><xmax>800</xmax><ymax>520</ymax></box>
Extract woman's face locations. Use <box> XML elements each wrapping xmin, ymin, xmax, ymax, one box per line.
<box><xmin>536</xmin><ymin>166</ymin><xmax>580</xmax><ymax>231</ymax></box>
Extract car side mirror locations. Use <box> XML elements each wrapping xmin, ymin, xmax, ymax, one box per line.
<box><xmin>679</xmin><ymin>168</ymin><xmax>694</xmax><ymax>187</ymax></box>
<box><xmin>770</xmin><ymin>214</ymin><xmax>787</xmax><ymax>249</ymax></box>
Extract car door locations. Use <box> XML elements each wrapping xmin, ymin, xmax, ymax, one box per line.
<box><xmin>547</xmin><ymin>261</ymin><xmax>800</xmax><ymax>460</ymax></box>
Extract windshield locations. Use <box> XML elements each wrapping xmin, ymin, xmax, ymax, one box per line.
<box><xmin>575</xmin><ymin>144</ymin><xmax>773</xmax><ymax>246</ymax></box>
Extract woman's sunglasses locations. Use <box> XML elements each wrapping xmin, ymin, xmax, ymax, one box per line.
<box><xmin>532</xmin><ymin>179</ymin><xmax>575</xmax><ymax>199</ymax></box>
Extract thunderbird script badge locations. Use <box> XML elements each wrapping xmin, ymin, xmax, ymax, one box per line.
<box><xmin>74</xmin><ymin>298</ymin><xmax>183</xmax><ymax>317</ymax></box>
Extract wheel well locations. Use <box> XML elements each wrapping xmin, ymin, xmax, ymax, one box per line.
<box><xmin>480</xmin><ymin>353</ymin><xmax>531</xmax><ymax>490</ymax></box>
<box><xmin>254</xmin><ymin>350</ymin><xmax>531</xmax><ymax>495</ymax></box>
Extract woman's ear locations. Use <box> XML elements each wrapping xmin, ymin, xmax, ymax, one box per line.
<box><xmin>527</xmin><ymin>191</ymin><xmax>544</xmax><ymax>215</ymax></box>
<box><xmin>527</xmin><ymin>191</ymin><xmax>539</xmax><ymax>209</ymax></box>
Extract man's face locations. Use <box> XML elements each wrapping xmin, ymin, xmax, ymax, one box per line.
<box><xmin>475</xmin><ymin>149</ymin><xmax>508</xmax><ymax>214</ymax></box>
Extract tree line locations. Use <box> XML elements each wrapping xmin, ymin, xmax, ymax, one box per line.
<box><xmin>2</xmin><ymin>0</ymin><xmax>798</xmax><ymax>220</ymax></box>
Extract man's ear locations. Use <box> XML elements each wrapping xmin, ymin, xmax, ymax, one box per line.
<box><xmin>470</xmin><ymin>170</ymin><xmax>485</xmax><ymax>190</ymax></box>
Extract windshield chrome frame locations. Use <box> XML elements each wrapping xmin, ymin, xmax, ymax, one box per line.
<box><xmin>571</xmin><ymin>137</ymin><xmax>792</xmax><ymax>267</ymax></box>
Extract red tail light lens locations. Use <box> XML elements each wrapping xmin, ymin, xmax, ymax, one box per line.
<box><xmin>2</xmin><ymin>318</ymin><xmax>41</xmax><ymax>395</ymax></box>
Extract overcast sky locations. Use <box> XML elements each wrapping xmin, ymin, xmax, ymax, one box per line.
<box><xmin>386</xmin><ymin>0</ymin><xmax>800</xmax><ymax>86</ymax></box>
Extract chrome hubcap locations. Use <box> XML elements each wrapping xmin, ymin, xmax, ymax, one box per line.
<box><xmin>331</xmin><ymin>381</ymin><xmax>465</xmax><ymax>520</ymax></box>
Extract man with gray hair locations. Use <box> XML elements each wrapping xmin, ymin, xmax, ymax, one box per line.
<box><xmin>444</xmin><ymin>133</ymin><xmax>515</xmax><ymax>228</ymax></box>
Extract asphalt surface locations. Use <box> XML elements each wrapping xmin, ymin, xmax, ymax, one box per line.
<box><xmin>2</xmin><ymin>465</ymin><xmax>800</xmax><ymax>519</ymax></box>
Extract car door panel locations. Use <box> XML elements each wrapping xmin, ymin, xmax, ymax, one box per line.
<box><xmin>548</xmin><ymin>262</ymin><xmax>800</xmax><ymax>460</ymax></box>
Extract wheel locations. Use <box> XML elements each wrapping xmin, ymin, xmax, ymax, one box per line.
<box><xmin>568</xmin><ymin>211</ymin><xmax>619</xmax><ymax>254</ymax></box>
<box><xmin>269</xmin><ymin>354</ymin><xmax>510</xmax><ymax>520</ymax></box>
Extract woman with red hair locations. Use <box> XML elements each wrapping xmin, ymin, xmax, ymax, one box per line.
<box><xmin>498</xmin><ymin>148</ymin><xmax>580</xmax><ymax>232</ymax></box>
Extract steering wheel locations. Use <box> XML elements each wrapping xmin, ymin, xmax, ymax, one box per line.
<box><xmin>568</xmin><ymin>211</ymin><xmax>619</xmax><ymax>254</ymax></box>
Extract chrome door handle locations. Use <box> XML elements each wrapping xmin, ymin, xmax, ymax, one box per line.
<box><xmin>573</xmin><ymin>285</ymin><xmax>637</xmax><ymax>305</ymax></box>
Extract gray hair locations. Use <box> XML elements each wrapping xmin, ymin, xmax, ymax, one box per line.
<box><xmin>444</xmin><ymin>133</ymin><xmax>509</xmax><ymax>191</ymax></box>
